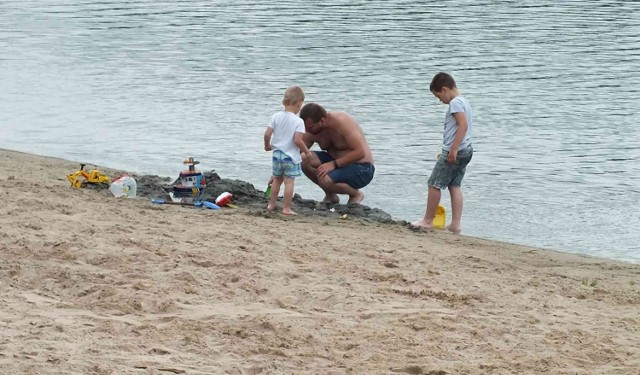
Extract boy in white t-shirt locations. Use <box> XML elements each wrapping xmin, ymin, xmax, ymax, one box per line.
<box><xmin>263</xmin><ymin>86</ymin><xmax>311</xmax><ymax>215</ymax></box>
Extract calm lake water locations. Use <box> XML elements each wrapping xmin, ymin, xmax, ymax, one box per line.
<box><xmin>1</xmin><ymin>1</ymin><xmax>639</xmax><ymax>263</ymax></box>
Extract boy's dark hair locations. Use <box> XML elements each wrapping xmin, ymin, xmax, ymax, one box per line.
<box><xmin>299</xmin><ymin>103</ymin><xmax>327</xmax><ymax>123</ymax></box>
<box><xmin>430</xmin><ymin>72</ymin><xmax>457</xmax><ymax>92</ymax></box>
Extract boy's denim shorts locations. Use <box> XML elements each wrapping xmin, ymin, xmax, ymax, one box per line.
<box><xmin>314</xmin><ymin>151</ymin><xmax>375</xmax><ymax>189</ymax></box>
<box><xmin>428</xmin><ymin>145</ymin><xmax>473</xmax><ymax>190</ymax></box>
<box><xmin>272</xmin><ymin>150</ymin><xmax>301</xmax><ymax>178</ymax></box>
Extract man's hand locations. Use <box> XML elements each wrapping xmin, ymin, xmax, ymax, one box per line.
<box><xmin>264</xmin><ymin>145</ymin><xmax>272</xmax><ymax>151</ymax></box>
<box><xmin>317</xmin><ymin>161</ymin><xmax>335</xmax><ymax>178</ymax></box>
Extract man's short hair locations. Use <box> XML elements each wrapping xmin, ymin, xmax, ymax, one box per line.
<box><xmin>430</xmin><ymin>72</ymin><xmax>457</xmax><ymax>92</ymax></box>
<box><xmin>299</xmin><ymin>103</ymin><xmax>327</xmax><ymax>123</ymax></box>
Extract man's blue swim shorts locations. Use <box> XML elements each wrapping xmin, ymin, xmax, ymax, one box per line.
<box><xmin>314</xmin><ymin>151</ymin><xmax>375</xmax><ymax>189</ymax></box>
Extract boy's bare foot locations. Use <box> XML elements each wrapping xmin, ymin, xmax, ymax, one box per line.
<box><xmin>445</xmin><ymin>225</ymin><xmax>461</xmax><ymax>235</ymax></box>
<box><xmin>322</xmin><ymin>194</ymin><xmax>340</xmax><ymax>204</ymax></box>
<box><xmin>282</xmin><ymin>209</ymin><xmax>297</xmax><ymax>216</ymax></box>
<box><xmin>410</xmin><ymin>219</ymin><xmax>433</xmax><ymax>232</ymax></box>
<box><xmin>347</xmin><ymin>191</ymin><xmax>364</xmax><ymax>204</ymax></box>
<box><xmin>267</xmin><ymin>204</ymin><xmax>276</xmax><ymax>211</ymax></box>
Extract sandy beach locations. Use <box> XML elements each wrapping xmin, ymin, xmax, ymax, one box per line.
<box><xmin>1</xmin><ymin>148</ymin><xmax>639</xmax><ymax>374</ymax></box>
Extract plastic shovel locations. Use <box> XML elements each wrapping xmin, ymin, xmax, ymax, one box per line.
<box><xmin>201</xmin><ymin>201</ymin><xmax>220</xmax><ymax>209</ymax></box>
<box><xmin>151</xmin><ymin>199</ymin><xmax>219</xmax><ymax>209</ymax></box>
<box><xmin>152</xmin><ymin>199</ymin><xmax>201</xmax><ymax>207</ymax></box>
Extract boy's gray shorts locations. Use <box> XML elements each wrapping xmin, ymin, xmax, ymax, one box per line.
<box><xmin>427</xmin><ymin>146</ymin><xmax>473</xmax><ymax>190</ymax></box>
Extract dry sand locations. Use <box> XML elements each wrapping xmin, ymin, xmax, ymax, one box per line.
<box><xmin>1</xmin><ymin>148</ymin><xmax>639</xmax><ymax>375</ymax></box>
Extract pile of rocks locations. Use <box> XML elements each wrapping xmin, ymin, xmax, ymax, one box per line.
<box><xmin>133</xmin><ymin>171</ymin><xmax>395</xmax><ymax>224</ymax></box>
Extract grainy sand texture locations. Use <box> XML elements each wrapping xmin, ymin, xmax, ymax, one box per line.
<box><xmin>1</xmin><ymin>148</ymin><xmax>639</xmax><ymax>374</ymax></box>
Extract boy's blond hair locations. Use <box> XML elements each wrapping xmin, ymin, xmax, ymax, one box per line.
<box><xmin>282</xmin><ymin>86</ymin><xmax>305</xmax><ymax>106</ymax></box>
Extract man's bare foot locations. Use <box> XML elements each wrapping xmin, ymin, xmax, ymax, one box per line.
<box><xmin>267</xmin><ymin>204</ymin><xmax>276</xmax><ymax>211</ymax></box>
<box><xmin>347</xmin><ymin>191</ymin><xmax>365</xmax><ymax>204</ymax></box>
<box><xmin>445</xmin><ymin>225</ymin><xmax>461</xmax><ymax>235</ymax></box>
<box><xmin>410</xmin><ymin>219</ymin><xmax>433</xmax><ymax>232</ymax></box>
<box><xmin>282</xmin><ymin>209</ymin><xmax>297</xmax><ymax>216</ymax></box>
<box><xmin>322</xmin><ymin>194</ymin><xmax>340</xmax><ymax>204</ymax></box>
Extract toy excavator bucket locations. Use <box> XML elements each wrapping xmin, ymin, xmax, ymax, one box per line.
<box><xmin>433</xmin><ymin>205</ymin><xmax>446</xmax><ymax>229</ymax></box>
<box><xmin>67</xmin><ymin>173</ymin><xmax>84</xmax><ymax>189</ymax></box>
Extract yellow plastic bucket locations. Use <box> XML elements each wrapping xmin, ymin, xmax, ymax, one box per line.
<box><xmin>433</xmin><ymin>205</ymin><xmax>446</xmax><ymax>229</ymax></box>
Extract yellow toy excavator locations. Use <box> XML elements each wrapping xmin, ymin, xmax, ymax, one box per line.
<box><xmin>67</xmin><ymin>163</ymin><xmax>111</xmax><ymax>189</ymax></box>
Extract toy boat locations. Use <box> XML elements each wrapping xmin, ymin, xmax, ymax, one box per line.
<box><xmin>172</xmin><ymin>157</ymin><xmax>207</xmax><ymax>198</ymax></box>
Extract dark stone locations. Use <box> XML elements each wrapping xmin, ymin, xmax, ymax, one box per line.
<box><xmin>132</xmin><ymin>171</ymin><xmax>395</xmax><ymax>224</ymax></box>
<box><xmin>134</xmin><ymin>174</ymin><xmax>173</xmax><ymax>201</ymax></box>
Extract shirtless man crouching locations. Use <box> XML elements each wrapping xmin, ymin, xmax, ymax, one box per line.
<box><xmin>299</xmin><ymin>103</ymin><xmax>375</xmax><ymax>204</ymax></box>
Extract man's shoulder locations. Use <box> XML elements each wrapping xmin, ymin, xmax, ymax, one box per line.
<box><xmin>333</xmin><ymin>111</ymin><xmax>352</xmax><ymax>119</ymax></box>
<box><xmin>332</xmin><ymin>111</ymin><xmax>358</xmax><ymax>128</ymax></box>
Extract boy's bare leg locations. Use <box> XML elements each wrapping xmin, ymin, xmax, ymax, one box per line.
<box><xmin>267</xmin><ymin>176</ymin><xmax>283</xmax><ymax>211</ymax></box>
<box><xmin>282</xmin><ymin>177</ymin><xmax>297</xmax><ymax>215</ymax></box>
<box><xmin>412</xmin><ymin>186</ymin><xmax>441</xmax><ymax>230</ymax></box>
<box><xmin>447</xmin><ymin>186</ymin><xmax>463</xmax><ymax>234</ymax></box>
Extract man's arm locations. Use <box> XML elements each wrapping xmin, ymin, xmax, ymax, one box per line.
<box><xmin>301</xmin><ymin>132</ymin><xmax>315</xmax><ymax>149</ymax></box>
<box><xmin>332</xmin><ymin>114</ymin><xmax>366</xmax><ymax>168</ymax></box>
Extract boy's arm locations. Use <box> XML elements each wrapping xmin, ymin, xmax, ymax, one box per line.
<box><xmin>448</xmin><ymin>112</ymin><xmax>468</xmax><ymax>163</ymax></box>
<box><xmin>301</xmin><ymin>132</ymin><xmax>314</xmax><ymax>148</ymax></box>
<box><xmin>294</xmin><ymin>132</ymin><xmax>311</xmax><ymax>158</ymax></box>
<box><xmin>264</xmin><ymin>127</ymin><xmax>273</xmax><ymax>151</ymax></box>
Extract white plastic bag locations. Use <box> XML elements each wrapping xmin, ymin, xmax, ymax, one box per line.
<box><xmin>109</xmin><ymin>175</ymin><xmax>137</xmax><ymax>198</ymax></box>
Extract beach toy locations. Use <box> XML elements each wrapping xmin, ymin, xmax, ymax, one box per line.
<box><xmin>172</xmin><ymin>157</ymin><xmax>206</xmax><ymax>198</ymax></box>
<box><xmin>109</xmin><ymin>175</ymin><xmax>137</xmax><ymax>198</ymax></box>
<box><xmin>433</xmin><ymin>205</ymin><xmax>446</xmax><ymax>229</ymax></box>
<box><xmin>265</xmin><ymin>184</ymin><xmax>272</xmax><ymax>198</ymax></box>
<box><xmin>215</xmin><ymin>192</ymin><xmax>233</xmax><ymax>206</ymax></box>
<box><xmin>152</xmin><ymin>199</ymin><xmax>202</xmax><ymax>207</ymax></box>
<box><xmin>67</xmin><ymin>163</ymin><xmax>111</xmax><ymax>189</ymax></box>
<box><xmin>151</xmin><ymin>199</ymin><xmax>220</xmax><ymax>209</ymax></box>
<box><xmin>202</xmin><ymin>201</ymin><xmax>220</xmax><ymax>210</ymax></box>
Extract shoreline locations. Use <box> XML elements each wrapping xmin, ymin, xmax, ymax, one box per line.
<box><xmin>6</xmin><ymin>146</ymin><xmax>636</xmax><ymax>265</ymax></box>
<box><xmin>1</xmin><ymin>147</ymin><xmax>639</xmax><ymax>374</ymax></box>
